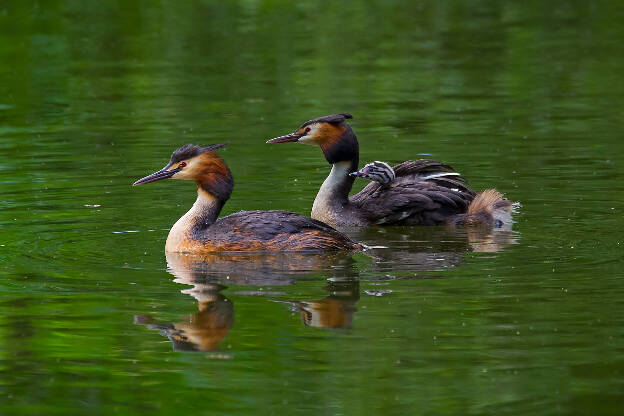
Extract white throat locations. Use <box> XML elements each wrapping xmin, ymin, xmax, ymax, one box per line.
<box><xmin>165</xmin><ymin>189</ymin><xmax>220</xmax><ymax>252</ymax></box>
<box><xmin>311</xmin><ymin>161</ymin><xmax>352</xmax><ymax>223</ymax></box>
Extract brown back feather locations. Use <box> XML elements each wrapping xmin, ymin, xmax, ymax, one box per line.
<box><xmin>466</xmin><ymin>189</ymin><xmax>510</xmax><ymax>215</ymax></box>
<box><xmin>447</xmin><ymin>188</ymin><xmax>514</xmax><ymax>227</ymax></box>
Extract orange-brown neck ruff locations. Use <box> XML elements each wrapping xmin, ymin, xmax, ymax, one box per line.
<box><xmin>193</xmin><ymin>152</ymin><xmax>234</xmax><ymax>202</ymax></box>
<box><xmin>319</xmin><ymin>123</ymin><xmax>359</xmax><ymax>169</ymax></box>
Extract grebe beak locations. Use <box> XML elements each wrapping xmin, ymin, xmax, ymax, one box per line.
<box><xmin>133</xmin><ymin>164</ymin><xmax>180</xmax><ymax>186</ymax></box>
<box><xmin>266</xmin><ymin>132</ymin><xmax>303</xmax><ymax>144</ymax></box>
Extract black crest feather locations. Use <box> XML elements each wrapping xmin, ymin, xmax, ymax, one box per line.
<box><xmin>300</xmin><ymin>113</ymin><xmax>353</xmax><ymax>128</ymax></box>
<box><xmin>170</xmin><ymin>144</ymin><xmax>203</xmax><ymax>163</ymax></box>
<box><xmin>170</xmin><ymin>143</ymin><xmax>228</xmax><ymax>163</ymax></box>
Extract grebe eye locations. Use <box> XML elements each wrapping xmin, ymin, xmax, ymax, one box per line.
<box><xmin>305</xmin><ymin>127</ymin><xmax>311</xmax><ymax>133</ymax></box>
<box><xmin>178</xmin><ymin>162</ymin><xmax>186</xmax><ymax>168</ymax></box>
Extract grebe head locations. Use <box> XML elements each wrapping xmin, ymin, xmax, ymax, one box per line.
<box><xmin>267</xmin><ymin>113</ymin><xmax>359</xmax><ymax>165</ymax></box>
<box><xmin>349</xmin><ymin>161</ymin><xmax>395</xmax><ymax>184</ymax></box>
<box><xmin>133</xmin><ymin>143</ymin><xmax>233</xmax><ymax>200</ymax></box>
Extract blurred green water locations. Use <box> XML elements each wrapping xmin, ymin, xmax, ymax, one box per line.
<box><xmin>1</xmin><ymin>1</ymin><xmax>623</xmax><ymax>415</ymax></box>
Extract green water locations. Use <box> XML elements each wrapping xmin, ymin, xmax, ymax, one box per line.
<box><xmin>1</xmin><ymin>1</ymin><xmax>623</xmax><ymax>415</ymax></box>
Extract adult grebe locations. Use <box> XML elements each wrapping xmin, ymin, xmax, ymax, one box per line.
<box><xmin>267</xmin><ymin>113</ymin><xmax>483</xmax><ymax>227</ymax></box>
<box><xmin>132</xmin><ymin>143</ymin><xmax>362</xmax><ymax>253</ymax></box>
<box><xmin>351</xmin><ymin>161</ymin><xmax>515</xmax><ymax>227</ymax></box>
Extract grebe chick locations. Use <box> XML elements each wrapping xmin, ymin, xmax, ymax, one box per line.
<box><xmin>267</xmin><ymin>113</ymin><xmax>478</xmax><ymax>227</ymax></box>
<box><xmin>132</xmin><ymin>143</ymin><xmax>361</xmax><ymax>253</ymax></box>
<box><xmin>349</xmin><ymin>161</ymin><xmax>396</xmax><ymax>184</ymax></box>
<box><xmin>351</xmin><ymin>162</ymin><xmax>514</xmax><ymax>228</ymax></box>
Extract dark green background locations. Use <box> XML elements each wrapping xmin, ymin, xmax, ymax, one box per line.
<box><xmin>1</xmin><ymin>1</ymin><xmax>623</xmax><ymax>415</ymax></box>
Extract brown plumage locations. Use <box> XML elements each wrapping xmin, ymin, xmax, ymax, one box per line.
<box><xmin>446</xmin><ymin>189</ymin><xmax>514</xmax><ymax>227</ymax></box>
<box><xmin>350</xmin><ymin>159</ymin><xmax>476</xmax><ymax>225</ymax></box>
<box><xmin>133</xmin><ymin>144</ymin><xmax>362</xmax><ymax>253</ymax></box>
<box><xmin>174</xmin><ymin>210</ymin><xmax>363</xmax><ymax>252</ymax></box>
<box><xmin>267</xmin><ymin>114</ymin><xmax>501</xmax><ymax>227</ymax></box>
<box><xmin>352</xmin><ymin>160</ymin><xmax>515</xmax><ymax>227</ymax></box>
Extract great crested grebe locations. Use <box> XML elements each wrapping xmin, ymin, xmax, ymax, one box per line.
<box><xmin>266</xmin><ymin>113</ymin><xmax>500</xmax><ymax>227</ymax></box>
<box><xmin>352</xmin><ymin>161</ymin><xmax>515</xmax><ymax>227</ymax></box>
<box><xmin>132</xmin><ymin>143</ymin><xmax>362</xmax><ymax>253</ymax></box>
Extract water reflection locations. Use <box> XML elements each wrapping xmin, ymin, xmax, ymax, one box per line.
<box><xmin>285</xmin><ymin>280</ymin><xmax>360</xmax><ymax>329</ymax></box>
<box><xmin>135</xmin><ymin>284</ymin><xmax>232</xmax><ymax>352</ymax></box>
<box><xmin>135</xmin><ymin>227</ymin><xmax>516</xmax><ymax>351</ymax></box>
<box><xmin>349</xmin><ymin>224</ymin><xmax>517</xmax><ymax>252</ymax></box>
<box><xmin>165</xmin><ymin>250</ymin><xmax>359</xmax><ymax>286</ymax></box>
<box><xmin>466</xmin><ymin>228</ymin><xmax>518</xmax><ymax>253</ymax></box>
<box><xmin>135</xmin><ymin>251</ymin><xmax>361</xmax><ymax>352</ymax></box>
<box><xmin>349</xmin><ymin>226</ymin><xmax>518</xmax><ymax>275</ymax></box>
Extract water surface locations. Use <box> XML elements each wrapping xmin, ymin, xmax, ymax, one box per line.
<box><xmin>1</xmin><ymin>1</ymin><xmax>623</xmax><ymax>415</ymax></box>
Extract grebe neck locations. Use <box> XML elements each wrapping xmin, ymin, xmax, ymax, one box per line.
<box><xmin>311</xmin><ymin>160</ymin><xmax>357</xmax><ymax>221</ymax></box>
<box><xmin>166</xmin><ymin>187</ymin><xmax>224</xmax><ymax>252</ymax></box>
<box><xmin>313</xmin><ymin>124</ymin><xmax>359</xmax><ymax>211</ymax></box>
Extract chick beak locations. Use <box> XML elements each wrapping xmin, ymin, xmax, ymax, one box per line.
<box><xmin>349</xmin><ymin>167</ymin><xmax>369</xmax><ymax>178</ymax></box>
<box><xmin>266</xmin><ymin>132</ymin><xmax>303</xmax><ymax>144</ymax></box>
<box><xmin>133</xmin><ymin>164</ymin><xmax>178</xmax><ymax>186</ymax></box>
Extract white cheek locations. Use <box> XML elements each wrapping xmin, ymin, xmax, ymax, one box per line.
<box><xmin>171</xmin><ymin>169</ymin><xmax>193</xmax><ymax>180</ymax></box>
<box><xmin>171</xmin><ymin>170</ymin><xmax>185</xmax><ymax>180</ymax></box>
<box><xmin>298</xmin><ymin>137</ymin><xmax>317</xmax><ymax>146</ymax></box>
<box><xmin>298</xmin><ymin>125</ymin><xmax>321</xmax><ymax>145</ymax></box>
<box><xmin>171</xmin><ymin>158</ymin><xmax>201</xmax><ymax>180</ymax></box>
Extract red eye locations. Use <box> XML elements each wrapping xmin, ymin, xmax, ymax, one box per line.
<box><xmin>305</xmin><ymin>127</ymin><xmax>311</xmax><ymax>133</ymax></box>
<box><xmin>179</xmin><ymin>162</ymin><xmax>186</xmax><ymax>168</ymax></box>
